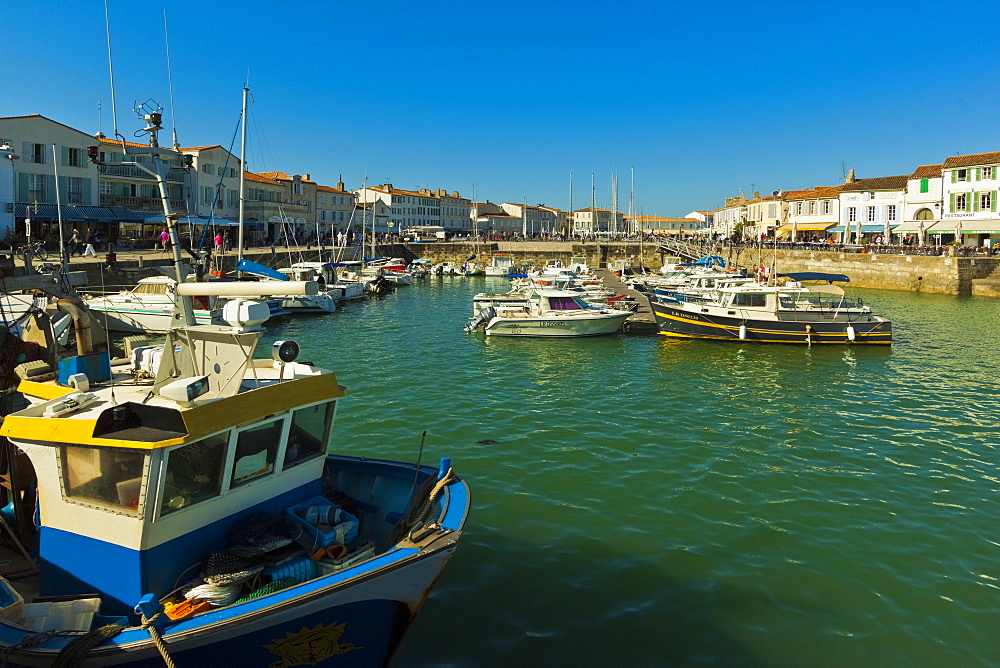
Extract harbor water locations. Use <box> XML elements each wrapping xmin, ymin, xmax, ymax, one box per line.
<box><xmin>261</xmin><ymin>277</ymin><xmax>999</xmax><ymax>666</ymax></box>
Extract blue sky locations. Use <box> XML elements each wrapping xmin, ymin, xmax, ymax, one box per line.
<box><xmin>4</xmin><ymin>0</ymin><xmax>1000</xmax><ymax>216</ymax></box>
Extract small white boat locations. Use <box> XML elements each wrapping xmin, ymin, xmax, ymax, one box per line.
<box><xmin>466</xmin><ymin>288</ymin><xmax>631</xmax><ymax>337</ymax></box>
<box><xmin>85</xmin><ymin>276</ymin><xmax>273</xmax><ymax>333</ymax></box>
<box><xmin>484</xmin><ymin>254</ymin><xmax>515</xmax><ymax>277</ymax></box>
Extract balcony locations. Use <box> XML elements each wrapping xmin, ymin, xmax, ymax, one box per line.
<box><xmin>100</xmin><ymin>164</ymin><xmax>187</xmax><ymax>183</ymax></box>
<box><xmin>100</xmin><ymin>194</ymin><xmax>188</xmax><ymax>213</ymax></box>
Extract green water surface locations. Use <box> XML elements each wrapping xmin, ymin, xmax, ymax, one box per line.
<box><xmin>261</xmin><ymin>278</ymin><xmax>999</xmax><ymax>667</ymax></box>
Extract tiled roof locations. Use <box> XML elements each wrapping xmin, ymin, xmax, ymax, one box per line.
<box><xmin>180</xmin><ymin>144</ymin><xmax>223</xmax><ymax>151</ymax></box>
<box><xmin>909</xmin><ymin>164</ymin><xmax>942</xmax><ymax>178</ymax></box>
<box><xmin>316</xmin><ymin>185</ymin><xmax>351</xmax><ymax>194</ymax></box>
<box><xmin>257</xmin><ymin>171</ymin><xmax>316</xmax><ymax>183</ymax></box>
<box><xmin>782</xmin><ymin>185</ymin><xmax>844</xmax><ymax>200</ymax></box>
<box><xmin>841</xmin><ymin>175</ymin><xmax>909</xmax><ymax>191</ymax></box>
<box><xmin>942</xmin><ymin>152</ymin><xmax>1000</xmax><ymax>168</ymax></box>
<box><xmin>244</xmin><ymin>171</ymin><xmax>281</xmax><ymax>185</ymax></box>
<box><xmin>98</xmin><ymin>136</ymin><xmax>177</xmax><ymax>154</ymax></box>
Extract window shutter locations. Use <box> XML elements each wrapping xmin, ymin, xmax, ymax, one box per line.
<box><xmin>22</xmin><ymin>142</ymin><xmax>31</xmax><ymax>163</ymax></box>
<box><xmin>949</xmin><ymin>193</ymin><xmax>956</xmax><ymax>212</ymax></box>
<box><xmin>82</xmin><ymin>178</ymin><xmax>92</xmax><ymax>205</ymax></box>
<box><xmin>17</xmin><ymin>173</ymin><xmax>29</xmax><ymax>202</ymax></box>
<box><xmin>974</xmin><ymin>168</ymin><xmax>981</xmax><ymax>181</ymax></box>
<box><xmin>951</xmin><ymin>170</ymin><xmax>958</xmax><ymax>183</ymax></box>
<box><xmin>61</xmin><ymin>146</ymin><xmax>69</xmax><ymax>166</ymax></box>
<box><xmin>972</xmin><ymin>191</ymin><xmax>980</xmax><ymax>212</ymax></box>
<box><xmin>58</xmin><ymin>176</ymin><xmax>67</xmax><ymax>204</ymax></box>
<box><xmin>920</xmin><ymin>178</ymin><xmax>929</xmax><ymax>193</ymax></box>
<box><xmin>993</xmin><ymin>191</ymin><xmax>998</xmax><ymax>212</ymax></box>
<box><xmin>46</xmin><ymin>175</ymin><xmax>56</xmax><ymax>204</ymax></box>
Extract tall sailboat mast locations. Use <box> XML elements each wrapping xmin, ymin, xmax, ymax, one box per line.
<box><xmin>238</xmin><ymin>85</ymin><xmax>248</xmax><ymax>265</ymax></box>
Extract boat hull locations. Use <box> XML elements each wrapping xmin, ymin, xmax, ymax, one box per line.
<box><xmin>86</xmin><ymin>304</ymin><xmax>219</xmax><ymax>333</ymax></box>
<box><xmin>484</xmin><ymin>312</ymin><xmax>629</xmax><ymax>337</ymax></box>
<box><xmin>649</xmin><ymin>300</ymin><xmax>892</xmax><ymax>344</ymax></box>
<box><xmin>0</xmin><ymin>545</ymin><xmax>456</xmax><ymax>667</ymax></box>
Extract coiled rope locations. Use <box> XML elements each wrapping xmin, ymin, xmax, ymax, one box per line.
<box><xmin>393</xmin><ymin>467</ymin><xmax>456</xmax><ymax>544</ymax></box>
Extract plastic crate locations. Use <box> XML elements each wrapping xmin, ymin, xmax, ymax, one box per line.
<box><xmin>21</xmin><ymin>597</ymin><xmax>101</xmax><ymax>632</ymax></box>
<box><xmin>316</xmin><ymin>541</ymin><xmax>375</xmax><ymax>575</ymax></box>
<box><xmin>286</xmin><ymin>496</ymin><xmax>359</xmax><ymax>549</ymax></box>
<box><xmin>261</xmin><ymin>555</ymin><xmax>316</xmax><ymax>585</ymax></box>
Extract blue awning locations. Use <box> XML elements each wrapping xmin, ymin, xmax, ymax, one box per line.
<box><xmin>828</xmin><ymin>224</ymin><xmax>897</xmax><ymax>234</ymax></box>
<box><xmin>19</xmin><ymin>204</ymin><xmax>145</xmax><ymax>224</ymax></box>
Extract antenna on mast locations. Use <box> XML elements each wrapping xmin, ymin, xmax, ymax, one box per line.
<box><xmin>103</xmin><ymin>0</ymin><xmax>121</xmax><ymax>141</ymax></box>
<box><xmin>163</xmin><ymin>10</ymin><xmax>180</xmax><ymax>151</ymax></box>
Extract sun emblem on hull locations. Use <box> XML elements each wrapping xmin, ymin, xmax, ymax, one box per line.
<box><xmin>265</xmin><ymin>621</ymin><xmax>364</xmax><ymax>667</ymax></box>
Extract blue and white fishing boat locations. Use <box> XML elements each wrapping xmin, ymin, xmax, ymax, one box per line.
<box><xmin>0</xmin><ymin>110</ymin><xmax>469</xmax><ymax>666</ymax></box>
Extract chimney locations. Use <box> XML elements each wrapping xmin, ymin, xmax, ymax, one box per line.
<box><xmin>845</xmin><ymin>169</ymin><xmax>856</xmax><ymax>183</ymax></box>
<box><xmin>753</xmin><ymin>190</ymin><xmax>760</xmax><ymax>199</ymax></box>
<box><xmin>337</xmin><ymin>180</ymin><xmax>344</xmax><ymax>191</ymax></box>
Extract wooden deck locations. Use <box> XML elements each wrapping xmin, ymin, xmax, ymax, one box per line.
<box><xmin>594</xmin><ymin>269</ymin><xmax>659</xmax><ymax>335</ymax></box>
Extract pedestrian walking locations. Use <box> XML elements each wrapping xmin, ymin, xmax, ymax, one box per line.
<box><xmin>82</xmin><ymin>228</ymin><xmax>97</xmax><ymax>257</ymax></box>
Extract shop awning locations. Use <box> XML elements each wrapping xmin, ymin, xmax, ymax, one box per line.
<box><xmin>776</xmin><ymin>222</ymin><xmax>836</xmax><ymax>231</ymax></box>
<box><xmin>828</xmin><ymin>224</ymin><xmax>895</xmax><ymax>234</ymax></box>
<box><xmin>141</xmin><ymin>214</ymin><xmax>264</xmax><ymax>228</ymax></box>
<box><xmin>943</xmin><ymin>219</ymin><xmax>1000</xmax><ymax>233</ymax></box>
<box><xmin>18</xmin><ymin>204</ymin><xmax>145</xmax><ymax>224</ymax></box>
<box><xmin>892</xmin><ymin>220</ymin><xmax>938</xmax><ymax>232</ymax></box>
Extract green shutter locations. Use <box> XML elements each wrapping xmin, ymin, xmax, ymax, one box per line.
<box><xmin>992</xmin><ymin>191</ymin><xmax>998</xmax><ymax>212</ymax></box>
<box><xmin>920</xmin><ymin>178</ymin><xmax>929</xmax><ymax>193</ymax></box>
<box><xmin>61</xmin><ymin>146</ymin><xmax>69</xmax><ymax>166</ymax></box>
<box><xmin>972</xmin><ymin>192</ymin><xmax>980</xmax><ymax>212</ymax></box>
<box><xmin>950</xmin><ymin>193</ymin><xmax>956</xmax><ymax>212</ymax></box>
<box><xmin>951</xmin><ymin>170</ymin><xmax>958</xmax><ymax>183</ymax></box>
<box><xmin>46</xmin><ymin>175</ymin><xmax>56</xmax><ymax>204</ymax></box>
<box><xmin>58</xmin><ymin>176</ymin><xmax>67</xmax><ymax>204</ymax></box>
<box><xmin>17</xmin><ymin>173</ymin><xmax>29</xmax><ymax>203</ymax></box>
<box><xmin>974</xmin><ymin>168</ymin><xmax>980</xmax><ymax>181</ymax></box>
<box><xmin>82</xmin><ymin>178</ymin><xmax>92</xmax><ymax>205</ymax></box>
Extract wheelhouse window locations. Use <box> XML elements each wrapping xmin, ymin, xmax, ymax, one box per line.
<box><xmin>160</xmin><ymin>434</ymin><xmax>228</xmax><ymax>516</ymax></box>
<box><xmin>733</xmin><ymin>293</ymin><xmax>766</xmax><ymax>307</ymax></box>
<box><xmin>284</xmin><ymin>402</ymin><xmax>335</xmax><ymax>469</ymax></box>
<box><xmin>547</xmin><ymin>296</ymin><xmax>585</xmax><ymax>310</ymax></box>
<box><xmin>231</xmin><ymin>419</ymin><xmax>284</xmax><ymax>487</ymax></box>
<box><xmin>62</xmin><ymin>446</ymin><xmax>147</xmax><ymax>512</ymax></box>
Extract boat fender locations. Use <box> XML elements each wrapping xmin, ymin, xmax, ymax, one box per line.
<box><xmin>847</xmin><ymin>325</ymin><xmax>856</xmax><ymax>342</ymax></box>
<box><xmin>805</xmin><ymin>325</ymin><xmax>813</xmax><ymax>346</ymax></box>
<box><xmin>739</xmin><ymin>324</ymin><xmax>747</xmax><ymax>340</ymax></box>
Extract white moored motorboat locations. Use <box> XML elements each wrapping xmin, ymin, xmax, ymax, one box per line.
<box><xmin>466</xmin><ymin>288</ymin><xmax>631</xmax><ymax>337</ymax></box>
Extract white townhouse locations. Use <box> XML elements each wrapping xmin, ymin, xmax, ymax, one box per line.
<box><xmin>438</xmin><ymin>190</ymin><xmax>472</xmax><ymax>233</ymax></box>
<box><xmin>778</xmin><ymin>185</ymin><xmax>843</xmax><ymax>241</ymax></box>
<box><xmin>625</xmin><ymin>215</ymin><xmax>702</xmax><ymax>236</ymax></box>
<box><xmin>897</xmin><ymin>163</ymin><xmax>943</xmax><ymax>243</ymax></box>
<box><xmin>499</xmin><ymin>203</ymin><xmax>560</xmax><ymax>235</ymax></box>
<box><xmin>686</xmin><ymin>210</ymin><xmax>715</xmax><ymax>230</ymax></box>
<box><xmin>714</xmin><ymin>193</ymin><xmax>748</xmax><ymax>239</ymax></box>
<box><xmin>572</xmin><ymin>207</ymin><xmax>624</xmax><ymax>234</ymax></box>
<box><xmin>835</xmin><ymin>175</ymin><xmax>908</xmax><ymax>242</ymax></box>
<box><xmin>939</xmin><ymin>151</ymin><xmax>1000</xmax><ymax>246</ymax></box>
<box><xmin>355</xmin><ymin>184</ymin><xmax>441</xmax><ymax>232</ymax></box>
<box><xmin>183</xmin><ymin>145</ymin><xmax>244</xmax><ymax>222</ymax></box>
<box><xmin>745</xmin><ymin>192</ymin><xmax>785</xmax><ymax>240</ymax></box>
<box><xmin>0</xmin><ymin>115</ymin><xmax>103</xmax><ymax>238</ymax></box>
<box><xmin>315</xmin><ymin>181</ymin><xmax>356</xmax><ymax>235</ymax></box>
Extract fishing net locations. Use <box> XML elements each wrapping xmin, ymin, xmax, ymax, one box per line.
<box><xmin>234</xmin><ymin>577</ymin><xmax>299</xmax><ymax>604</ymax></box>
